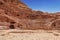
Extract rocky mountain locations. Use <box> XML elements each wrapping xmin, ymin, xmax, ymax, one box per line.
<box><xmin>0</xmin><ymin>0</ymin><xmax>60</xmax><ymax>30</ymax></box>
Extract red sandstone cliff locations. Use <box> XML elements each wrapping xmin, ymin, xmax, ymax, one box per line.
<box><xmin>0</xmin><ymin>0</ymin><xmax>60</xmax><ymax>30</ymax></box>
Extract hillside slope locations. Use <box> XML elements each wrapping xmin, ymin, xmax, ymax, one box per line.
<box><xmin>0</xmin><ymin>0</ymin><xmax>60</xmax><ymax>30</ymax></box>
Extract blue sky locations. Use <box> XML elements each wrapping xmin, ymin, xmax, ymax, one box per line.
<box><xmin>21</xmin><ymin>0</ymin><xmax>60</xmax><ymax>13</ymax></box>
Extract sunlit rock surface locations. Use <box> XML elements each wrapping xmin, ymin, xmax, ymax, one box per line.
<box><xmin>0</xmin><ymin>0</ymin><xmax>60</xmax><ymax>30</ymax></box>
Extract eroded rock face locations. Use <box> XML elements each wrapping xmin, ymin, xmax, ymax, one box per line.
<box><xmin>0</xmin><ymin>0</ymin><xmax>60</xmax><ymax>30</ymax></box>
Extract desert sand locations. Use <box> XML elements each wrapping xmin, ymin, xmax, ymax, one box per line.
<box><xmin>0</xmin><ymin>29</ymin><xmax>60</xmax><ymax>40</ymax></box>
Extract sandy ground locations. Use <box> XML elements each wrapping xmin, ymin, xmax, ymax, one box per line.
<box><xmin>0</xmin><ymin>29</ymin><xmax>60</xmax><ymax>40</ymax></box>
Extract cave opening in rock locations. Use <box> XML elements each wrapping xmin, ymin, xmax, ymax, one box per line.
<box><xmin>9</xmin><ymin>22</ymin><xmax>16</xmax><ymax>29</ymax></box>
<box><xmin>9</xmin><ymin>25</ymin><xmax>15</xmax><ymax>29</ymax></box>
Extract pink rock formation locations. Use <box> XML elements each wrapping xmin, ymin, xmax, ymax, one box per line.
<box><xmin>0</xmin><ymin>0</ymin><xmax>60</xmax><ymax>30</ymax></box>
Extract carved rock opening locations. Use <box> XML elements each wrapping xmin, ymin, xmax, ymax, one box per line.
<box><xmin>9</xmin><ymin>25</ymin><xmax>15</xmax><ymax>29</ymax></box>
<box><xmin>8</xmin><ymin>22</ymin><xmax>16</xmax><ymax>29</ymax></box>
